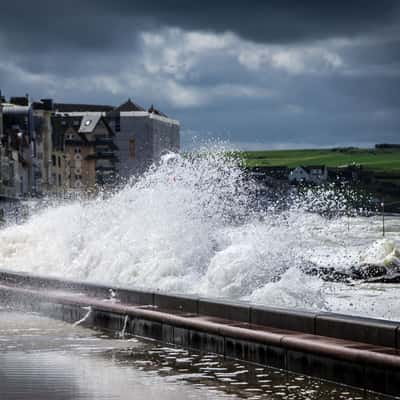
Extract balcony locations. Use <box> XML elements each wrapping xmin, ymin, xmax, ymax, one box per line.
<box><xmin>95</xmin><ymin>165</ymin><xmax>117</xmax><ymax>172</ymax></box>
<box><xmin>65</xmin><ymin>139</ymin><xmax>84</xmax><ymax>146</ymax></box>
<box><xmin>94</xmin><ymin>138</ymin><xmax>117</xmax><ymax>149</ymax></box>
<box><xmin>86</xmin><ymin>151</ymin><xmax>118</xmax><ymax>161</ymax></box>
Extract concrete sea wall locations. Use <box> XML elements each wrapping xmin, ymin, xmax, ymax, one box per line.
<box><xmin>0</xmin><ymin>269</ymin><xmax>399</xmax><ymax>398</ymax></box>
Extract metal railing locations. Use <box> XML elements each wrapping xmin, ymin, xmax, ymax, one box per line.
<box><xmin>381</xmin><ymin>199</ymin><xmax>400</xmax><ymax>237</ymax></box>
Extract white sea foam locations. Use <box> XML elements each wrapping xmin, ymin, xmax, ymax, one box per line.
<box><xmin>0</xmin><ymin>149</ymin><xmax>399</xmax><ymax>320</ymax></box>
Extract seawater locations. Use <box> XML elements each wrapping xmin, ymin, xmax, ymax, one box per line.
<box><xmin>0</xmin><ymin>150</ymin><xmax>399</xmax><ymax>320</ymax></box>
<box><xmin>0</xmin><ymin>310</ymin><xmax>390</xmax><ymax>399</ymax></box>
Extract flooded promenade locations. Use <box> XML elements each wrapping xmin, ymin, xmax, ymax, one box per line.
<box><xmin>0</xmin><ymin>310</ymin><xmax>391</xmax><ymax>400</ymax></box>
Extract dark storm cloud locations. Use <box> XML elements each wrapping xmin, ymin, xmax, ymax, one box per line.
<box><xmin>0</xmin><ymin>0</ymin><xmax>399</xmax><ymax>52</ymax></box>
<box><xmin>0</xmin><ymin>0</ymin><xmax>399</xmax><ymax>149</ymax></box>
<box><xmin>0</xmin><ymin>2</ymin><xmax>143</xmax><ymax>53</ymax></box>
<box><xmin>105</xmin><ymin>0</ymin><xmax>400</xmax><ymax>43</ymax></box>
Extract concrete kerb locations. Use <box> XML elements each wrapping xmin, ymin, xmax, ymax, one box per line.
<box><xmin>250</xmin><ymin>306</ymin><xmax>317</xmax><ymax>334</ymax></box>
<box><xmin>116</xmin><ymin>288</ymin><xmax>154</xmax><ymax>307</ymax></box>
<box><xmin>154</xmin><ymin>293</ymin><xmax>199</xmax><ymax>314</ymax></box>
<box><xmin>1</xmin><ymin>269</ymin><xmax>400</xmax><ymax>349</ymax></box>
<box><xmin>198</xmin><ymin>298</ymin><xmax>251</xmax><ymax>323</ymax></box>
<box><xmin>315</xmin><ymin>312</ymin><xmax>400</xmax><ymax>348</ymax></box>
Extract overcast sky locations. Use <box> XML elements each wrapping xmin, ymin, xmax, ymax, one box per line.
<box><xmin>1</xmin><ymin>1</ymin><xmax>399</xmax><ymax>149</ymax></box>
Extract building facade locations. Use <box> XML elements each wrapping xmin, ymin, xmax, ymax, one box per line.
<box><xmin>32</xmin><ymin>99</ymin><xmax>54</xmax><ymax>194</ymax></box>
<box><xmin>106</xmin><ymin>100</ymin><xmax>180</xmax><ymax>179</ymax></box>
<box><xmin>289</xmin><ymin>166</ymin><xmax>328</xmax><ymax>184</ymax></box>
<box><xmin>51</xmin><ymin>113</ymin><xmax>118</xmax><ymax>194</ymax></box>
<box><xmin>1</xmin><ymin>101</ymin><xmax>33</xmax><ymax>197</ymax></box>
<box><xmin>0</xmin><ymin>94</ymin><xmax>180</xmax><ymax>198</ymax></box>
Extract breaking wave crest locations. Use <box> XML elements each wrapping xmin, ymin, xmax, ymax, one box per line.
<box><xmin>0</xmin><ymin>148</ymin><xmax>399</xmax><ymax>319</ymax></box>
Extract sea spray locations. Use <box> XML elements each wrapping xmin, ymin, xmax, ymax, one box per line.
<box><xmin>73</xmin><ymin>307</ymin><xmax>92</xmax><ymax>327</ymax></box>
<box><xmin>0</xmin><ymin>148</ymin><xmax>399</xmax><ymax>319</ymax></box>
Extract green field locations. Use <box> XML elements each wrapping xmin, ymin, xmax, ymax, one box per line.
<box><xmin>238</xmin><ymin>147</ymin><xmax>400</xmax><ymax>173</ymax></box>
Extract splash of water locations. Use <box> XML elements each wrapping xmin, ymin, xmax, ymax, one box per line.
<box><xmin>0</xmin><ymin>148</ymin><xmax>399</xmax><ymax>319</ymax></box>
<box><xmin>73</xmin><ymin>307</ymin><xmax>93</xmax><ymax>327</ymax></box>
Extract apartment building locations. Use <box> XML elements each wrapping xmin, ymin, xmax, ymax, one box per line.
<box><xmin>51</xmin><ymin>113</ymin><xmax>118</xmax><ymax>193</ymax></box>
<box><xmin>106</xmin><ymin>99</ymin><xmax>180</xmax><ymax>179</ymax></box>
<box><xmin>0</xmin><ymin>94</ymin><xmax>180</xmax><ymax>198</ymax></box>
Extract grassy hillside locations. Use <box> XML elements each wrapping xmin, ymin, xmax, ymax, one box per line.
<box><xmin>239</xmin><ymin>148</ymin><xmax>400</xmax><ymax>173</ymax></box>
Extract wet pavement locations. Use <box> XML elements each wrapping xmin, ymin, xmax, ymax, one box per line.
<box><xmin>0</xmin><ymin>309</ymin><xmax>394</xmax><ymax>400</ymax></box>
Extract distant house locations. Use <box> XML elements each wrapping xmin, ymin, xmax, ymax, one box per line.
<box><xmin>0</xmin><ymin>96</ymin><xmax>59</xmax><ymax>198</ymax></box>
<box><xmin>0</xmin><ymin>93</ymin><xmax>180</xmax><ymax>197</ymax></box>
<box><xmin>328</xmin><ymin>165</ymin><xmax>363</xmax><ymax>183</ymax></box>
<box><xmin>51</xmin><ymin>113</ymin><xmax>118</xmax><ymax>193</ymax></box>
<box><xmin>106</xmin><ymin>99</ymin><xmax>180</xmax><ymax>179</ymax></box>
<box><xmin>247</xmin><ymin>166</ymin><xmax>290</xmax><ymax>181</ymax></box>
<box><xmin>1</xmin><ymin>102</ymin><xmax>33</xmax><ymax>197</ymax></box>
<box><xmin>58</xmin><ymin>99</ymin><xmax>180</xmax><ymax>180</ymax></box>
<box><xmin>289</xmin><ymin>165</ymin><xmax>328</xmax><ymax>184</ymax></box>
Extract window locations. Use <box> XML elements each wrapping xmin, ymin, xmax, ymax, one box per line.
<box><xmin>52</xmin><ymin>155</ymin><xmax>56</xmax><ymax>166</ymax></box>
<box><xmin>129</xmin><ymin>138</ymin><xmax>135</xmax><ymax>159</ymax></box>
<box><xmin>74</xmin><ymin>147</ymin><xmax>81</xmax><ymax>153</ymax></box>
<box><xmin>58</xmin><ymin>174</ymin><xmax>62</xmax><ymax>186</ymax></box>
<box><xmin>58</xmin><ymin>156</ymin><xmax>61</xmax><ymax>168</ymax></box>
<box><xmin>115</xmin><ymin>115</ymin><xmax>120</xmax><ymax>132</ymax></box>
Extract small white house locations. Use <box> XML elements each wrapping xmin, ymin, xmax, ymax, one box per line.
<box><xmin>289</xmin><ymin>165</ymin><xmax>328</xmax><ymax>184</ymax></box>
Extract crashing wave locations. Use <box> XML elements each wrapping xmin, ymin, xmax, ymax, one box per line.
<box><xmin>0</xmin><ymin>147</ymin><xmax>399</xmax><ymax>318</ymax></box>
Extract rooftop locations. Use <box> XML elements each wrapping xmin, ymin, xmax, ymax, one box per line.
<box><xmin>148</xmin><ymin>104</ymin><xmax>168</xmax><ymax>117</ymax></box>
<box><xmin>54</xmin><ymin>103</ymin><xmax>114</xmax><ymax>113</ymax></box>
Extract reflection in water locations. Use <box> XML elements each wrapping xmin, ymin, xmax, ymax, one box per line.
<box><xmin>0</xmin><ymin>310</ymin><xmax>391</xmax><ymax>400</ymax></box>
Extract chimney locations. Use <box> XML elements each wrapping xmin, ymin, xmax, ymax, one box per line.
<box><xmin>40</xmin><ymin>98</ymin><xmax>54</xmax><ymax>111</ymax></box>
<box><xmin>10</xmin><ymin>96</ymin><xmax>29</xmax><ymax>106</ymax></box>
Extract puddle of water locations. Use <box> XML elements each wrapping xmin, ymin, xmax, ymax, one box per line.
<box><xmin>0</xmin><ymin>310</ymin><xmax>395</xmax><ymax>400</ymax></box>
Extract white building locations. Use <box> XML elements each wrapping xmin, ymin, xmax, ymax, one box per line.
<box><xmin>289</xmin><ymin>165</ymin><xmax>328</xmax><ymax>184</ymax></box>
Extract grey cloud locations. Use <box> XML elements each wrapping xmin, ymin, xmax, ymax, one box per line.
<box><xmin>0</xmin><ymin>1</ymin><xmax>399</xmax><ymax>149</ymax></box>
<box><xmin>88</xmin><ymin>0</ymin><xmax>400</xmax><ymax>43</ymax></box>
<box><xmin>0</xmin><ymin>2</ymin><xmax>145</xmax><ymax>53</ymax></box>
<box><xmin>0</xmin><ymin>0</ymin><xmax>399</xmax><ymax>53</ymax></box>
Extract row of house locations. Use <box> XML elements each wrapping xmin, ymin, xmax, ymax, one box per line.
<box><xmin>248</xmin><ymin>165</ymin><xmax>366</xmax><ymax>185</ymax></box>
<box><xmin>0</xmin><ymin>94</ymin><xmax>180</xmax><ymax>198</ymax></box>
